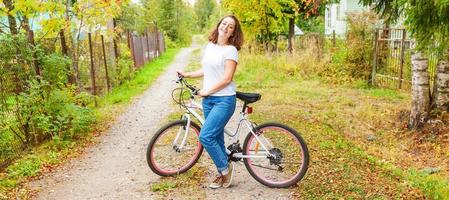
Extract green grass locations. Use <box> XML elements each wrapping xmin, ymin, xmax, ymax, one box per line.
<box><xmin>100</xmin><ymin>48</ymin><xmax>180</xmax><ymax>106</ymax></box>
<box><xmin>233</xmin><ymin>51</ymin><xmax>446</xmax><ymax>199</ymax></box>
<box><xmin>151</xmin><ymin>181</ymin><xmax>177</xmax><ymax>192</ymax></box>
<box><xmin>0</xmin><ymin>48</ymin><xmax>181</xmax><ymax>198</ymax></box>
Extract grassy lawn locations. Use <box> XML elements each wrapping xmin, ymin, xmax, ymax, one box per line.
<box><xmin>235</xmin><ymin>51</ymin><xmax>448</xmax><ymax>199</ymax></box>
<box><xmin>0</xmin><ymin>48</ymin><xmax>181</xmax><ymax>199</ymax></box>
<box><xmin>151</xmin><ymin>48</ymin><xmax>448</xmax><ymax>199</ymax></box>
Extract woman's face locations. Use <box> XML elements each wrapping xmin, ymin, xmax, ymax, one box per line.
<box><xmin>218</xmin><ymin>17</ymin><xmax>236</xmax><ymax>41</ymax></box>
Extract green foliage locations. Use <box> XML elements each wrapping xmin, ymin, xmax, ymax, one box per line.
<box><xmin>222</xmin><ymin>0</ymin><xmax>325</xmax><ymax>49</ymax></box>
<box><xmin>15</xmin><ymin>79</ymin><xmax>95</xmax><ymax>143</ymax></box>
<box><xmin>194</xmin><ymin>0</ymin><xmax>216</xmax><ymax>31</ymax></box>
<box><xmin>157</xmin><ymin>0</ymin><xmax>194</xmax><ymax>46</ymax></box>
<box><xmin>108</xmin><ymin>43</ymin><xmax>134</xmax><ymax>86</ymax></box>
<box><xmin>223</xmin><ymin>0</ymin><xmax>287</xmax><ymax>47</ymax></box>
<box><xmin>100</xmin><ymin>48</ymin><xmax>181</xmax><ymax>106</ymax></box>
<box><xmin>0</xmin><ymin>130</ymin><xmax>15</xmax><ymax>163</ymax></box>
<box><xmin>41</xmin><ymin>53</ymin><xmax>71</xmax><ymax>87</ymax></box>
<box><xmin>344</xmin><ymin>11</ymin><xmax>378</xmax><ymax>80</ymax></box>
<box><xmin>7</xmin><ymin>155</ymin><xmax>42</xmax><ymax>178</ymax></box>
<box><xmin>117</xmin><ymin>3</ymin><xmax>150</xmax><ymax>34</ymax></box>
<box><xmin>73</xmin><ymin>0</ymin><xmax>122</xmax><ymax>33</ymax></box>
<box><xmin>362</xmin><ymin>88</ymin><xmax>407</xmax><ymax>100</ymax></box>
<box><xmin>150</xmin><ymin>181</ymin><xmax>176</xmax><ymax>192</ymax></box>
<box><xmin>0</xmin><ymin>47</ymin><xmax>181</xmax><ymax>196</ymax></box>
<box><xmin>163</xmin><ymin>36</ymin><xmax>178</xmax><ymax>49</ymax></box>
<box><xmin>360</xmin><ymin>0</ymin><xmax>449</xmax><ymax>52</ymax></box>
<box><xmin>298</xmin><ymin>15</ymin><xmax>325</xmax><ymax>34</ymax></box>
<box><xmin>407</xmin><ymin>169</ymin><xmax>449</xmax><ymax>200</ymax></box>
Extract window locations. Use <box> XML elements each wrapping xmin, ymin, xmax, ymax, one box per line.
<box><xmin>336</xmin><ymin>5</ymin><xmax>341</xmax><ymax>20</ymax></box>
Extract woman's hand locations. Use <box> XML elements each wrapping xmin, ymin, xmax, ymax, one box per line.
<box><xmin>176</xmin><ymin>70</ymin><xmax>188</xmax><ymax>78</ymax></box>
<box><xmin>197</xmin><ymin>89</ymin><xmax>210</xmax><ymax>97</ymax></box>
<box><xmin>177</xmin><ymin>70</ymin><xmax>204</xmax><ymax>78</ymax></box>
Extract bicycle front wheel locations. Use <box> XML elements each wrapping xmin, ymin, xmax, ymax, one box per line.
<box><xmin>243</xmin><ymin>122</ymin><xmax>309</xmax><ymax>188</ymax></box>
<box><xmin>146</xmin><ymin>120</ymin><xmax>203</xmax><ymax>176</ymax></box>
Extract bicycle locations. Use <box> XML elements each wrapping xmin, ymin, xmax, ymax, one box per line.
<box><xmin>146</xmin><ymin>74</ymin><xmax>309</xmax><ymax>188</ymax></box>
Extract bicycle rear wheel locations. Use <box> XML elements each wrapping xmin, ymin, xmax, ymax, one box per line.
<box><xmin>147</xmin><ymin>120</ymin><xmax>203</xmax><ymax>176</ymax></box>
<box><xmin>243</xmin><ymin>122</ymin><xmax>309</xmax><ymax>188</ymax></box>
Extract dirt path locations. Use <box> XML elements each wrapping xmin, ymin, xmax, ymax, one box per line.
<box><xmin>28</xmin><ymin>46</ymin><xmax>198</xmax><ymax>199</ymax></box>
<box><xmin>28</xmin><ymin>43</ymin><xmax>293</xmax><ymax>200</ymax></box>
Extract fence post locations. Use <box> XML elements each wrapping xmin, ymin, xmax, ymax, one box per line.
<box><xmin>145</xmin><ymin>30</ymin><xmax>150</xmax><ymax>63</ymax></box>
<box><xmin>155</xmin><ymin>23</ymin><xmax>160</xmax><ymax>57</ymax></box>
<box><xmin>112</xmin><ymin>18</ymin><xmax>120</xmax><ymax>63</ymax></box>
<box><xmin>371</xmin><ymin>29</ymin><xmax>379</xmax><ymax>86</ymax></box>
<box><xmin>398</xmin><ymin>29</ymin><xmax>407</xmax><ymax>89</ymax></box>
<box><xmin>332</xmin><ymin>30</ymin><xmax>336</xmax><ymax>47</ymax></box>
<box><xmin>101</xmin><ymin>35</ymin><xmax>111</xmax><ymax>92</ymax></box>
<box><xmin>88</xmin><ymin>33</ymin><xmax>97</xmax><ymax>101</ymax></box>
<box><xmin>128</xmin><ymin>30</ymin><xmax>137</xmax><ymax>69</ymax></box>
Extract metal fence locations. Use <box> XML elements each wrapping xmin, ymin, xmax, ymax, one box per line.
<box><xmin>0</xmin><ymin>28</ymin><xmax>165</xmax><ymax>169</ymax></box>
<box><xmin>371</xmin><ymin>28</ymin><xmax>437</xmax><ymax>90</ymax></box>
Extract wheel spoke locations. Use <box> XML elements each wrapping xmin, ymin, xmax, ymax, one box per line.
<box><xmin>147</xmin><ymin>120</ymin><xmax>203</xmax><ymax>176</ymax></box>
<box><xmin>243</xmin><ymin>123</ymin><xmax>309</xmax><ymax>187</ymax></box>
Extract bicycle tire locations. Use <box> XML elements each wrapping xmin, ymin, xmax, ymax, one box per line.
<box><xmin>242</xmin><ymin>122</ymin><xmax>309</xmax><ymax>188</ymax></box>
<box><xmin>147</xmin><ymin>119</ymin><xmax>203</xmax><ymax>176</ymax></box>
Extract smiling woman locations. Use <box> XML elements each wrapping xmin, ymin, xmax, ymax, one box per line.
<box><xmin>176</xmin><ymin>15</ymin><xmax>244</xmax><ymax>189</ymax></box>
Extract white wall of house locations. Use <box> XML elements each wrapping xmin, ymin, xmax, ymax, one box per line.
<box><xmin>325</xmin><ymin>0</ymin><xmax>368</xmax><ymax>36</ymax></box>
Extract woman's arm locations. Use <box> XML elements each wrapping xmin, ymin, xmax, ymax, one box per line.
<box><xmin>177</xmin><ymin>69</ymin><xmax>204</xmax><ymax>78</ymax></box>
<box><xmin>199</xmin><ymin>60</ymin><xmax>237</xmax><ymax>96</ymax></box>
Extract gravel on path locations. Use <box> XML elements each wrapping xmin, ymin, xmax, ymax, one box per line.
<box><xmin>29</xmin><ymin>47</ymin><xmax>198</xmax><ymax>200</ymax></box>
<box><xmin>29</xmin><ymin>43</ymin><xmax>294</xmax><ymax>200</ymax></box>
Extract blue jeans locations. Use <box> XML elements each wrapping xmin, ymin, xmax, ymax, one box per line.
<box><xmin>199</xmin><ymin>95</ymin><xmax>236</xmax><ymax>173</ymax></box>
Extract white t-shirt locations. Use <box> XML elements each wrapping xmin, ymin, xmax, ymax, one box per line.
<box><xmin>201</xmin><ymin>42</ymin><xmax>238</xmax><ymax>96</ymax></box>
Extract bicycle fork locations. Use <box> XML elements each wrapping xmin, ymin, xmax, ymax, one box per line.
<box><xmin>172</xmin><ymin>114</ymin><xmax>192</xmax><ymax>152</ymax></box>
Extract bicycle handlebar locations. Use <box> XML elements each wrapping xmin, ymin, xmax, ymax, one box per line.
<box><xmin>176</xmin><ymin>73</ymin><xmax>199</xmax><ymax>95</ymax></box>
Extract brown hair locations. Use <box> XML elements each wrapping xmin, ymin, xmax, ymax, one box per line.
<box><xmin>208</xmin><ymin>15</ymin><xmax>244</xmax><ymax>50</ymax></box>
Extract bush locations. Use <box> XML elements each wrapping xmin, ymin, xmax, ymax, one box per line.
<box><xmin>114</xmin><ymin>43</ymin><xmax>134</xmax><ymax>84</ymax></box>
<box><xmin>41</xmin><ymin>53</ymin><xmax>71</xmax><ymax>87</ymax></box>
<box><xmin>164</xmin><ymin>36</ymin><xmax>179</xmax><ymax>49</ymax></box>
<box><xmin>13</xmin><ymin>79</ymin><xmax>95</xmax><ymax>145</ymax></box>
<box><xmin>344</xmin><ymin>11</ymin><xmax>378</xmax><ymax>80</ymax></box>
<box><xmin>0</xmin><ymin>130</ymin><xmax>16</xmax><ymax>164</ymax></box>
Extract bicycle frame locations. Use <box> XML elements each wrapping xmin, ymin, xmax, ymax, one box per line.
<box><xmin>174</xmin><ymin>96</ymin><xmax>275</xmax><ymax>159</ymax></box>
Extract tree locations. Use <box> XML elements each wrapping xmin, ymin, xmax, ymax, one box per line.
<box><xmin>1</xmin><ymin>0</ymin><xmax>19</xmax><ymax>35</ymax></box>
<box><xmin>194</xmin><ymin>0</ymin><xmax>216</xmax><ymax>31</ymax></box>
<box><xmin>117</xmin><ymin>3</ymin><xmax>148</xmax><ymax>33</ymax></box>
<box><xmin>280</xmin><ymin>0</ymin><xmax>322</xmax><ymax>53</ymax></box>
<box><xmin>156</xmin><ymin>0</ymin><xmax>194</xmax><ymax>46</ymax></box>
<box><xmin>223</xmin><ymin>0</ymin><xmax>287</xmax><ymax>52</ymax></box>
<box><xmin>360</xmin><ymin>0</ymin><xmax>449</xmax><ymax>128</ymax></box>
<box><xmin>222</xmin><ymin>0</ymin><xmax>324</xmax><ymax>53</ymax></box>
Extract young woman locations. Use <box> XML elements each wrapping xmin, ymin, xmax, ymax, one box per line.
<box><xmin>177</xmin><ymin>15</ymin><xmax>243</xmax><ymax>188</ymax></box>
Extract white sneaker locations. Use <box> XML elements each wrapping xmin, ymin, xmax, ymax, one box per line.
<box><xmin>209</xmin><ymin>175</ymin><xmax>224</xmax><ymax>189</ymax></box>
<box><xmin>222</xmin><ymin>162</ymin><xmax>234</xmax><ymax>188</ymax></box>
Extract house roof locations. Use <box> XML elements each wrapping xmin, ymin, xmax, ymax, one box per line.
<box><xmin>295</xmin><ymin>25</ymin><xmax>304</xmax><ymax>35</ymax></box>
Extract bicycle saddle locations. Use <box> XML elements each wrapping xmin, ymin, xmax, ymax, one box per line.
<box><xmin>236</xmin><ymin>91</ymin><xmax>261</xmax><ymax>104</ymax></box>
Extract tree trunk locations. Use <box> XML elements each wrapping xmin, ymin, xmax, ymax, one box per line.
<box><xmin>22</xmin><ymin>17</ymin><xmax>41</xmax><ymax>76</ymax></box>
<box><xmin>71</xmin><ymin>16</ymin><xmax>84</xmax><ymax>92</ymax></box>
<box><xmin>3</xmin><ymin>0</ymin><xmax>18</xmax><ymax>35</ymax></box>
<box><xmin>59</xmin><ymin>29</ymin><xmax>75</xmax><ymax>84</ymax></box>
<box><xmin>409</xmin><ymin>52</ymin><xmax>430</xmax><ymax>129</ymax></box>
<box><xmin>434</xmin><ymin>52</ymin><xmax>449</xmax><ymax>111</ymax></box>
<box><xmin>287</xmin><ymin>18</ymin><xmax>295</xmax><ymax>53</ymax></box>
<box><xmin>112</xmin><ymin>18</ymin><xmax>120</xmax><ymax>62</ymax></box>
